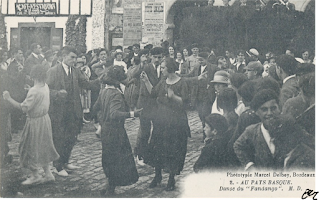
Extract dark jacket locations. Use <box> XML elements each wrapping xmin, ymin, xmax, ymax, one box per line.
<box><xmin>193</xmin><ymin>136</ymin><xmax>229</xmax><ymax>172</ymax></box>
<box><xmin>136</xmin><ymin>63</ymin><xmax>162</xmax><ymax>117</ymax></box>
<box><xmin>279</xmin><ymin>76</ymin><xmax>299</xmax><ymax>108</ymax></box>
<box><xmin>284</xmin><ymin>143</ymin><xmax>315</xmax><ymax>171</ymax></box>
<box><xmin>24</xmin><ymin>53</ymin><xmax>44</xmax><ymax>75</ymax></box>
<box><xmin>231</xmin><ymin>63</ymin><xmax>246</xmax><ymax>73</ymax></box>
<box><xmin>233</xmin><ymin>123</ymin><xmax>280</xmax><ymax>170</ymax></box>
<box><xmin>181</xmin><ymin>63</ymin><xmax>218</xmax><ymax>105</ymax></box>
<box><xmin>46</xmin><ymin>64</ymin><xmax>99</xmax><ymax>125</ymax></box>
<box><xmin>282</xmin><ymin>95</ymin><xmax>308</xmax><ymax>118</ymax></box>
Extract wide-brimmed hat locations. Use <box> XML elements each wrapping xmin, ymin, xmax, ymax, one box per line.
<box><xmin>210</xmin><ymin>70</ymin><xmax>230</xmax><ymax>84</ymax></box>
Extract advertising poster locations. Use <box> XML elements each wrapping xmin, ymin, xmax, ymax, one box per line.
<box><xmin>142</xmin><ymin>2</ymin><xmax>165</xmax><ymax>47</ymax></box>
<box><xmin>123</xmin><ymin>0</ymin><xmax>142</xmax><ymax>46</ymax></box>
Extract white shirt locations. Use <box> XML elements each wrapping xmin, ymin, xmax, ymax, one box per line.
<box><xmin>245</xmin><ymin>123</ymin><xmax>275</xmax><ymax>171</ymax></box>
<box><xmin>236</xmin><ymin>61</ymin><xmax>245</xmax><ymax>70</ymax></box>
<box><xmin>261</xmin><ymin>123</ymin><xmax>275</xmax><ymax>155</ymax></box>
<box><xmin>114</xmin><ymin>59</ymin><xmax>127</xmax><ymax>73</ymax></box>
<box><xmin>32</xmin><ymin>52</ymin><xmax>39</xmax><ymax>59</ymax></box>
<box><xmin>105</xmin><ymin>84</ymin><xmax>123</xmax><ymax>94</ymax></box>
<box><xmin>154</xmin><ymin>64</ymin><xmax>161</xmax><ymax>78</ymax></box>
<box><xmin>211</xmin><ymin>96</ymin><xmax>224</xmax><ymax>115</ymax></box>
<box><xmin>230</xmin><ymin>58</ymin><xmax>236</xmax><ymax>65</ymax></box>
<box><xmin>283</xmin><ymin>74</ymin><xmax>296</xmax><ymax>84</ymax></box>
<box><xmin>176</xmin><ymin>59</ymin><xmax>183</xmax><ymax>74</ymax></box>
<box><xmin>283</xmin><ymin>149</ymin><xmax>294</xmax><ymax>169</ymax></box>
<box><xmin>62</xmin><ymin>62</ymin><xmax>71</xmax><ymax>75</ymax></box>
<box><xmin>200</xmin><ymin>65</ymin><xmax>207</xmax><ymax>74</ymax></box>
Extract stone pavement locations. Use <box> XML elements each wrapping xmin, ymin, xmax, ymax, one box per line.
<box><xmin>0</xmin><ymin>111</ymin><xmax>204</xmax><ymax>198</ymax></box>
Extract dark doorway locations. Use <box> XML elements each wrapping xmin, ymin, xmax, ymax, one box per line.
<box><xmin>20</xmin><ymin>27</ymin><xmax>51</xmax><ymax>53</ymax></box>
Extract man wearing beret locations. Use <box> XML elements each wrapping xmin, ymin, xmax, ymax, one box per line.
<box><xmin>233</xmin><ymin>89</ymin><xmax>281</xmax><ymax>170</ymax></box>
<box><xmin>181</xmin><ymin>52</ymin><xmax>218</xmax><ymax>141</ymax></box>
<box><xmin>275</xmin><ymin>54</ymin><xmax>299</xmax><ymax>107</ymax></box>
<box><xmin>244</xmin><ymin>61</ymin><xmax>263</xmax><ymax>80</ymax></box>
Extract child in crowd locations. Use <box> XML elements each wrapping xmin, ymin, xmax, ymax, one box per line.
<box><xmin>193</xmin><ymin>114</ymin><xmax>229</xmax><ymax>173</ymax></box>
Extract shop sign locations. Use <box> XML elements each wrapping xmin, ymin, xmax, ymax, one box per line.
<box><xmin>15</xmin><ymin>3</ymin><xmax>57</xmax><ymax>16</ymax></box>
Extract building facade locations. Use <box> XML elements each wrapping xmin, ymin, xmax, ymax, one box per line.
<box><xmin>1</xmin><ymin>0</ymin><xmax>313</xmax><ymax>51</ymax></box>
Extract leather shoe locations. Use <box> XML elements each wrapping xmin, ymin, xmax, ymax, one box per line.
<box><xmin>149</xmin><ymin>176</ymin><xmax>162</xmax><ymax>188</ymax></box>
<box><xmin>64</xmin><ymin>164</ymin><xmax>80</xmax><ymax>170</ymax></box>
<box><xmin>21</xmin><ymin>176</ymin><xmax>43</xmax><ymax>185</ymax></box>
<box><xmin>40</xmin><ymin>174</ymin><xmax>55</xmax><ymax>183</ymax></box>
<box><xmin>53</xmin><ymin>169</ymin><xmax>69</xmax><ymax>177</ymax></box>
<box><xmin>165</xmin><ymin>178</ymin><xmax>175</xmax><ymax>191</ymax></box>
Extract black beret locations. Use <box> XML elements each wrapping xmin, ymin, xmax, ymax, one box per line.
<box><xmin>295</xmin><ymin>63</ymin><xmax>315</xmax><ymax>76</ymax></box>
<box><xmin>132</xmin><ymin>44</ymin><xmax>140</xmax><ymax>48</ymax></box>
<box><xmin>150</xmin><ymin>47</ymin><xmax>164</xmax><ymax>55</ymax></box>
<box><xmin>276</xmin><ymin>54</ymin><xmax>298</xmax><ymax>75</ymax></box>
<box><xmin>205</xmin><ymin>114</ymin><xmax>228</xmax><ymax>134</ymax></box>
<box><xmin>198</xmin><ymin>52</ymin><xmax>209</xmax><ymax>59</ymax></box>
<box><xmin>250</xmin><ymin>89</ymin><xmax>279</xmax><ymax>111</ymax></box>
<box><xmin>138</xmin><ymin>49</ymin><xmax>149</xmax><ymax>57</ymax></box>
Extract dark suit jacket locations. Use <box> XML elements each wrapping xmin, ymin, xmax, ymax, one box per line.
<box><xmin>231</xmin><ymin>63</ymin><xmax>246</xmax><ymax>73</ymax></box>
<box><xmin>233</xmin><ymin>123</ymin><xmax>280</xmax><ymax>170</ymax></box>
<box><xmin>282</xmin><ymin>95</ymin><xmax>307</xmax><ymax>118</ymax></box>
<box><xmin>285</xmin><ymin>143</ymin><xmax>315</xmax><ymax>171</ymax></box>
<box><xmin>279</xmin><ymin>76</ymin><xmax>299</xmax><ymax>107</ymax></box>
<box><xmin>46</xmin><ymin>64</ymin><xmax>99</xmax><ymax>127</ymax></box>
<box><xmin>181</xmin><ymin>63</ymin><xmax>218</xmax><ymax>105</ymax></box>
<box><xmin>24</xmin><ymin>53</ymin><xmax>44</xmax><ymax>75</ymax></box>
<box><xmin>193</xmin><ymin>136</ymin><xmax>229</xmax><ymax>172</ymax></box>
<box><xmin>136</xmin><ymin>63</ymin><xmax>162</xmax><ymax>117</ymax></box>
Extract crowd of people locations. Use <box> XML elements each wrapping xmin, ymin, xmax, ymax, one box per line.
<box><xmin>0</xmin><ymin>38</ymin><xmax>315</xmax><ymax>196</ymax></box>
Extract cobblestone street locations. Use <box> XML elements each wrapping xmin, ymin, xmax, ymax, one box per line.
<box><xmin>1</xmin><ymin>111</ymin><xmax>204</xmax><ymax>198</ymax></box>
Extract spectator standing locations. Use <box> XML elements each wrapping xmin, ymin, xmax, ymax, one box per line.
<box><xmin>231</xmin><ymin>50</ymin><xmax>246</xmax><ymax>73</ymax></box>
<box><xmin>193</xmin><ymin>114</ymin><xmax>229</xmax><ymax>172</ymax></box>
<box><xmin>187</xmin><ymin>43</ymin><xmax>200</xmax><ymax>72</ymax></box>
<box><xmin>275</xmin><ymin>54</ymin><xmax>299</xmax><ymax>107</ymax></box>
<box><xmin>24</xmin><ymin>43</ymin><xmax>44</xmax><ymax>75</ymax></box>
<box><xmin>234</xmin><ymin>89</ymin><xmax>281</xmax><ymax>170</ymax></box>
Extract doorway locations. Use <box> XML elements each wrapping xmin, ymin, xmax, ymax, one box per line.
<box><xmin>20</xmin><ymin>26</ymin><xmax>51</xmax><ymax>53</ymax></box>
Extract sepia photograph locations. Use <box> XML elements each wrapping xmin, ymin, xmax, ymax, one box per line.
<box><xmin>0</xmin><ymin>0</ymin><xmax>315</xmax><ymax>198</ymax></box>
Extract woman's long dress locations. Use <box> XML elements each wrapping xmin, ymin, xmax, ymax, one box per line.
<box><xmin>93</xmin><ymin>87</ymin><xmax>138</xmax><ymax>186</ymax></box>
<box><xmin>145</xmin><ymin>78</ymin><xmax>191</xmax><ymax>175</ymax></box>
<box><xmin>19</xmin><ymin>84</ymin><xmax>59</xmax><ymax>168</ymax></box>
